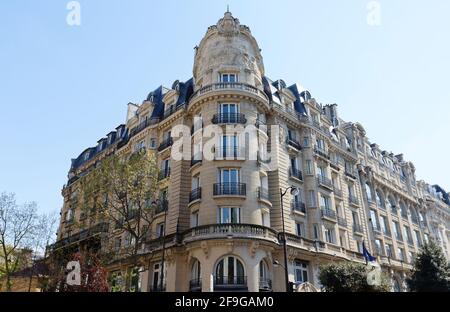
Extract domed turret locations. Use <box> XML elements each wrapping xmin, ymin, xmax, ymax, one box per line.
<box><xmin>193</xmin><ymin>11</ymin><xmax>265</xmax><ymax>89</ymax></box>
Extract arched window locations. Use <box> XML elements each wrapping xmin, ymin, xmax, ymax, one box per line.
<box><xmin>375</xmin><ymin>190</ymin><xmax>385</xmax><ymax>208</ymax></box>
<box><xmin>190</xmin><ymin>259</ymin><xmax>202</xmax><ymax>291</ymax></box>
<box><xmin>215</xmin><ymin>256</ymin><xmax>245</xmax><ymax>287</ymax></box>
<box><xmin>365</xmin><ymin>183</ymin><xmax>373</xmax><ymax>202</ymax></box>
<box><xmin>388</xmin><ymin>196</ymin><xmax>397</xmax><ymax>213</ymax></box>
<box><xmin>399</xmin><ymin>201</ymin><xmax>408</xmax><ymax>218</ymax></box>
<box><xmin>259</xmin><ymin>260</ymin><xmax>271</xmax><ymax>291</ymax></box>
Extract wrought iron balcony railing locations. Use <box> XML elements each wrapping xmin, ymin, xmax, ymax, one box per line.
<box><xmin>212</xmin><ymin>113</ymin><xmax>247</xmax><ymax>124</ymax></box>
<box><xmin>292</xmin><ymin>202</ymin><xmax>306</xmax><ymax>214</ymax></box>
<box><xmin>189</xmin><ymin>278</ymin><xmax>202</xmax><ymax>292</ymax></box>
<box><xmin>317</xmin><ymin>175</ymin><xmax>333</xmax><ymax>189</ymax></box>
<box><xmin>189</xmin><ymin>187</ymin><xmax>202</xmax><ymax>203</ymax></box>
<box><xmin>213</xmin><ymin>183</ymin><xmax>246</xmax><ymax>196</ymax></box>
<box><xmin>158</xmin><ymin>138</ymin><xmax>173</xmax><ymax>151</ymax></box>
<box><xmin>321</xmin><ymin>208</ymin><xmax>337</xmax><ymax>220</ymax></box>
<box><xmin>349</xmin><ymin>194</ymin><xmax>359</xmax><ymax>206</ymax></box>
<box><xmin>286</xmin><ymin>138</ymin><xmax>302</xmax><ymax>150</ymax></box>
<box><xmin>289</xmin><ymin>167</ymin><xmax>303</xmax><ymax>181</ymax></box>
<box><xmin>214</xmin><ymin>276</ymin><xmax>247</xmax><ymax>290</ymax></box>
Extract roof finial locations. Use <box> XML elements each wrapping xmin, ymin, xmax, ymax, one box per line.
<box><xmin>227</xmin><ymin>4</ymin><xmax>230</xmax><ymax>13</ymax></box>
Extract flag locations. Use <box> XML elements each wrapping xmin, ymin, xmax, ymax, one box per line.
<box><xmin>362</xmin><ymin>241</ymin><xmax>378</xmax><ymax>267</ymax></box>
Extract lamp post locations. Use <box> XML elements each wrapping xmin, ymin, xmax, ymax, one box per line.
<box><xmin>279</xmin><ymin>186</ymin><xmax>299</xmax><ymax>292</ymax></box>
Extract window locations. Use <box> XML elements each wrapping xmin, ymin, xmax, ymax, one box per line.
<box><xmin>156</xmin><ymin>223</ymin><xmax>165</xmax><ymax>238</ymax></box>
<box><xmin>325</xmin><ymin>227</ymin><xmax>334</xmax><ymax>244</ymax></box>
<box><xmin>192</xmin><ymin>174</ymin><xmax>200</xmax><ymax>190</ymax></box>
<box><xmin>316</xmin><ymin>138</ymin><xmax>325</xmax><ymax>151</ymax></box>
<box><xmin>320</xmin><ymin>195</ymin><xmax>331</xmax><ymax>210</ymax></box>
<box><xmin>288</xmin><ymin>128</ymin><xmax>298</xmax><ymax>141</ymax></box>
<box><xmin>385</xmin><ymin>244</ymin><xmax>393</xmax><ymax>258</ymax></box>
<box><xmin>303</xmin><ymin>137</ymin><xmax>309</xmax><ymax>147</ymax></box>
<box><xmin>403</xmin><ymin>225</ymin><xmax>412</xmax><ymax>243</ymax></box>
<box><xmin>150</xmin><ymin>138</ymin><xmax>156</xmax><ymax>148</ymax></box>
<box><xmin>65</xmin><ymin>208</ymin><xmax>74</xmax><ymax>222</ymax></box>
<box><xmin>294</xmin><ymin>260</ymin><xmax>309</xmax><ymax>283</ymax></box>
<box><xmin>220</xmin><ymin>73</ymin><xmax>238</xmax><ymax>83</ymax></box>
<box><xmin>219</xmin><ymin>135</ymin><xmax>239</xmax><ymax>158</ymax></box>
<box><xmin>259</xmin><ymin>260</ymin><xmax>269</xmax><ymax>284</ymax></box>
<box><xmin>380</xmin><ymin>215</ymin><xmax>389</xmax><ymax>235</ymax></box>
<box><xmin>220</xmin><ymin>103</ymin><xmax>238</xmax><ymax>115</ymax></box>
<box><xmin>376</xmin><ymin>190</ymin><xmax>385</xmax><ymax>208</ymax></box>
<box><xmin>191</xmin><ymin>260</ymin><xmax>201</xmax><ymax>282</ymax></box>
<box><xmin>296</xmin><ymin>222</ymin><xmax>303</xmax><ymax>237</ymax></box>
<box><xmin>317</xmin><ymin>166</ymin><xmax>327</xmax><ymax>179</ymax></box>
<box><xmin>305</xmin><ymin>160</ymin><xmax>313</xmax><ymax>175</ymax></box>
<box><xmin>219</xmin><ymin>168</ymin><xmax>240</xmax><ymax>184</ymax></box>
<box><xmin>365</xmin><ymin>183</ymin><xmax>372</xmax><ymax>201</ymax></box>
<box><xmin>375</xmin><ymin>239</ymin><xmax>383</xmax><ymax>255</ymax></box>
<box><xmin>215</xmin><ymin>256</ymin><xmax>245</xmax><ymax>285</ymax></box>
<box><xmin>352</xmin><ymin>211</ymin><xmax>360</xmax><ymax>225</ymax></box>
<box><xmin>397</xmin><ymin>247</ymin><xmax>405</xmax><ymax>261</ymax></box>
<box><xmin>388</xmin><ymin>196</ymin><xmax>397</xmax><ymax>212</ymax></box>
<box><xmin>392</xmin><ymin>221</ymin><xmax>401</xmax><ymax>240</ymax></box>
<box><xmin>261</xmin><ymin>211</ymin><xmax>270</xmax><ymax>227</ymax></box>
<box><xmin>308</xmin><ymin>190</ymin><xmax>316</xmax><ymax>207</ymax></box>
<box><xmin>356</xmin><ymin>240</ymin><xmax>363</xmax><ymax>253</ymax></box>
<box><xmin>191</xmin><ymin>212</ymin><xmax>199</xmax><ymax>228</ymax></box>
<box><xmin>84</xmin><ymin>151</ymin><xmax>90</xmax><ymax>161</ymax></box>
<box><xmin>370</xmin><ymin>210</ymin><xmax>379</xmax><ymax>230</ymax></box>
<box><xmin>219</xmin><ymin>207</ymin><xmax>240</xmax><ymax>224</ymax></box>
<box><xmin>414</xmin><ymin>230</ymin><xmax>422</xmax><ymax>247</ymax></box>
<box><xmin>313</xmin><ymin>224</ymin><xmax>319</xmax><ymax>239</ymax></box>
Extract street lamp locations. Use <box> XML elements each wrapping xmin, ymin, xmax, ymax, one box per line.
<box><xmin>279</xmin><ymin>186</ymin><xmax>299</xmax><ymax>292</ymax></box>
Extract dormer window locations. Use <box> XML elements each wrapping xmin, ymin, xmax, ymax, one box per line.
<box><xmin>84</xmin><ymin>152</ymin><xmax>90</xmax><ymax>161</ymax></box>
<box><xmin>220</xmin><ymin>73</ymin><xmax>238</xmax><ymax>83</ymax></box>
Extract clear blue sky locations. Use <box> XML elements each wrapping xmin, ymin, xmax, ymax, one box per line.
<box><xmin>1</xmin><ymin>0</ymin><xmax>449</xmax><ymax>214</ymax></box>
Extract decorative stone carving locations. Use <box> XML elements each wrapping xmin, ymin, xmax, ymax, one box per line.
<box><xmin>249</xmin><ymin>241</ymin><xmax>259</xmax><ymax>258</ymax></box>
<box><xmin>200</xmin><ymin>241</ymin><xmax>209</xmax><ymax>258</ymax></box>
<box><xmin>217</xmin><ymin>12</ymin><xmax>240</xmax><ymax>37</ymax></box>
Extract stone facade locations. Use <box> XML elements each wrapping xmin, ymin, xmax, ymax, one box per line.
<box><xmin>53</xmin><ymin>12</ymin><xmax>450</xmax><ymax>292</ymax></box>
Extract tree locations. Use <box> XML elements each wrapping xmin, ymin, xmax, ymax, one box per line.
<box><xmin>407</xmin><ymin>240</ymin><xmax>450</xmax><ymax>292</ymax></box>
<box><xmin>0</xmin><ymin>192</ymin><xmax>40</xmax><ymax>291</ymax></box>
<box><xmin>78</xmin><ymin>150</ymin><xmax>160</xmax><ymax>291</ymax></box>
<box><xmin>319</xmin><ymin>261</ymin><xmax>391</xmax><ymax>292</ymax></box>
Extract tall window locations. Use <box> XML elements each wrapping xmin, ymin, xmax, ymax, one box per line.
<box><xmin>324</xmin><ymin>227</ymin><xmax>334</xmax><ymax>243</ymax></box>
<box><xmin>215</xmin><ymin>256</ymin><xmax>245</xmax><ymax>285</ymax></box>
<box><xmin>190</xmin><ymin>211</ymin><xmax>199</xmax><ymax>228</ymax></box>
<box><xmin>220</xmin><ymin>73</ymin><xmax>238</xmax><ymax>83</ymax></box>
<box><xmin>191</xmin><ymin>260</ymin><xmax>201</xmax><ymax>282</ymax></box>
<box><xmin>375</xmin><ymin>239</ymin><xmax>383</xmax><ymax>255</ymax></box>
<box><xmin>219</xmin><ymin>168</ymin><xmax>240</xmax><ymax>184</ymax></box>
<box><xmin>305</xmin><ymin>160</ymin><xmax>313</xmax><ymax>175</ymax></box>
<box><xmin>385</xmin><ymin>244</ymin><xmax>393</xmax><ymax>257</ymax></box>
<box><xmin>294</xmin><ymin>260</ymin><xmax>308</xmax><ymax>283</ymax></box>
<box><xmin>380</xmin><ymin>215</ymin><xmax>389</xmax><ymax>235</ymax></box>
<box><xmin>370</xmin><ymin>210</ymin><xmax>379</xmax><ymax>230</ymax></box>
<box><xmin>219</xmin><ymin>135</ymin><xmax>239</xmax><ymax>158</ymax></box>
<box><xmin>376</xmin><ymin>190</ymin><xmax>385</xmax><ymax>208</ymax></box>
<box><xmin>365</xmin><ymin>183</ymin><xmax>373</xmax><ymax>201</ymax></box>
<box><xmin>296</xmin><ymin>222</ymin><xmax>303</xmax><ymax>237</ymax></box>
<box><xmin>219</xmin><ymin>207</ymin><xmax>240</xmax><ymax>224</ymax></box>
<box><xmin>220</xmin><ymin>103</ymin><xmax>238</xmax><ymax>115</ymax></box>
<box><xmin>392</xmin><ymin>221</ymin><xmax>401</xmax><ymax>240</ymax></box>
<box><xmin>320</xmin><ymin>195</ymin><xmax>331</xmax><ymax>210</ymax></box>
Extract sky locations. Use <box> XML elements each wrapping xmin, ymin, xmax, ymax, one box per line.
<box><xmin>0</xmin><ymin>0</ymin><xmax>449</xmax><ymax>214</ymax></box>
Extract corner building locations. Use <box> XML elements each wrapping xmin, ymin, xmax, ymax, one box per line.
<box><xmin>54</xmin><ymin>12</ymin><xmax>450</xmax><ymax>292</ymax></box>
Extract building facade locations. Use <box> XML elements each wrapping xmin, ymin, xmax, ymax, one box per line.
<box><xmin>53</xmin><ymin>12</ymin><xmax>450</xmax><ymax>292</ymax></box>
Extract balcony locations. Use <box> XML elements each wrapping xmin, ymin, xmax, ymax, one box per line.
<box><xmin>333</xmin><ymin>187</ymin><xmax>343</xmax><ymax>198</ymax></box>
<box><xmin>317</xmin><ymin>175</ymin><xmax>333</xmax><ymax>190</ymax></box>
<box><xmin>163</xmin><ymin>104</ymin><xmax>185</xmax><ymax>119</ymax></box>
<box><xmin>214</xmin><ymin>276</ymin><xmax>247</xmax><ymax>291</ymax></box>
<box><xmin>289</xmin><ymin>168</ymin><xmax>303</xmax><ymax>181</ymax></box>
<box><xmin>213</xmin><ymin>183</ymin><xmax>246</xmax><ymax>196</ymax></box>
<box><xmin>292</xmin><ymin>202</ymin><xmax>306</xmax><ymax>214</ymax></box>
<box><xmin>314</xmin><ymin>146</ymin><xmax>330</xmax><ymax>160</ymax></box>
<box><xmin>155</xmin><ymin>200</ymin><xmax>168</xmax><ymax>214</ymax></box>
<box><xmin>214</xmin><ymin>147</ymin><xmax>245</xmax><ymax>160</ymax></box>
<box><xmin>330</xmin><ymin>159</ymin><xmax>341</xmax><ymax>171</ymax></box>
<box><xmin>49</xmin><ymin>222</ymin><xmax>109</xmax><ymax>251</ymax></box>
<box><xmin>191</xmin><ymin>158</ymin><xmax>202</xmax><ymax>167</ymax></box>
<box><xmin>257</xmin><ymin>187</ymin><xmax>270</xmax><ymax>202</ymax></box>
<box><xmin>158</xmin><ymin>138</ymin><xmax>173</xmax><ymax>152</ymax></box>
<box><xmin>158</xmin><ymin>168</ymin><xmax>171</xmax><ymax>180</ymax></box>
<box><xmin>182</xmin><ymin>223</ymin><xmax>278</xmax><ymax>243</ymax></box>
<box><xmin>212</xmin><ymin>113</ymin><xmax>247</xmax><ymax>125</ymax></box>
<box><xmin>321</xmin><ymin>208</ymin><xmax>337</xmax><ymax>221</ymax></box>
<box><xmin>151</xmin><ymin>284</ymin><xmax>166</xmax><ymax>292</ymax></box>
<box><xmin>345</xmin><ymin>171</ymin><xmax>357</xmax><ymax>180</ymax></box>
<box><xmin>353</xmin><ymin>223</ymin><xmax>364</xmax><ymax>234</ymax></box>
<box><xmin>348</xmin><ymin>194</ymin><xmax>359</xmax><ymax>206</ymax></box>
<box><xmin>259</xmin><ymin>279</ymin><xmax>272</xmax><ymax>292</ymax></box>
<box><xmin>371</xmin><ymin>225</ymin><xmax>382</xmax><ymax>236</ymax></box>
<box><xmin>189</xmin><ymin>82</ymin><xmax>269</xmax><ymax>105</ymax></box>
<box><xmin>337</xmin><ymin>216</ymin><xmax>347</xmax><ymax>227</ymax></box>
<box><xmin>189</xmin><ymin>279</ymin><xmax>202</xmax><ymax>292</ymax></box>
<box><xmin>188</xmin><ymin>188</ymin><xmax>202</xmax><ymax>203</ymax></box>
<box><xmin>286</xmin><ymin>138</ymin><xmax>302</xmax><ymax>150</ymax></box>
<box><xmin>129</xmin><ymin>117</ymin><xmax>160</xmax><ymax>138</ymax></box>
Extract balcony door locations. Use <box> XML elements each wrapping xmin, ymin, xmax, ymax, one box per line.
<box><xmin>219</xmin><ymin>103</ymin><xmax>238</xmax><ymax>123</ymax></box>
<box><xmin>220</xmin><ymin>168</ymin><xmax>240</xmax><ymax>185</ymax></box>
<box><xmin>215</xmin><ymin>256</ymin><xmax>245</xmax><ymax>286</ymax></box>
<box><xmin>220</xmin><ymin>135</ymin><xmax>238</xmax><ymax>158</ymax></box>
